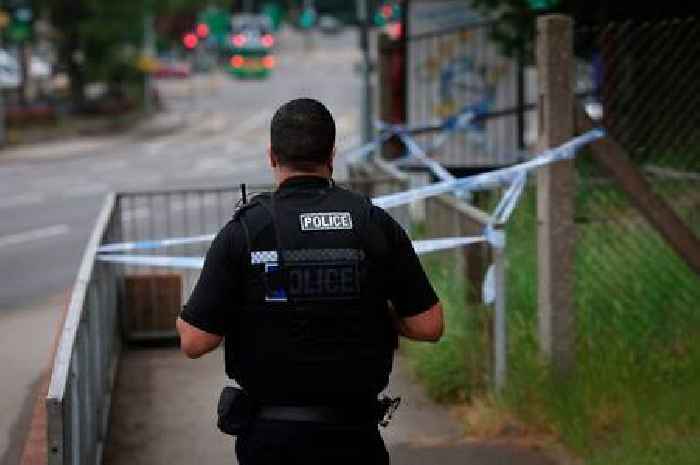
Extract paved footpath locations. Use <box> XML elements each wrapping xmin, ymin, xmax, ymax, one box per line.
<box><xmin>104</xmin><ymin>348</ymin><xmax>559</xmax><ymax>465</ymax></box>
<box><xmin>0</xmin><ymin>295</ymin><xmax>66</xmax><ymax>465</ymax></box>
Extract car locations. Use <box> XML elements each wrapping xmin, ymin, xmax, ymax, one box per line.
<box><xmin>153</xmin><ymin>59</ymin><xmax>191</xmax><ymax>79</ymax></box>
<box><xmin>318</xmin><ymin>14</ymin><xmax>343</xmax><ymax>35</ymax></box>
<box><xmin>226</xmin><ymin>14</ymin><xmax>276</xmax><ymax>79</ymax></box>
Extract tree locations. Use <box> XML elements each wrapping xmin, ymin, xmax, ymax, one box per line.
<box><xmin>37</xmin><ymin>0</ymin><xmax>229</xmax><ymax>111</ymax></box>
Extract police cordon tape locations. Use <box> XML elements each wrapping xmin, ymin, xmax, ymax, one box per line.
<box><xmin>96</xmin><ymin>236</ymin><xmax>489</xmax><ymax>269</ymax></box>
<box><xmin>345</xmin><ymin>104</ymin><xmax>479</xmax><ymax>165</ymax></box>
<box><xmin>97</xmin><ymin>233</ymin><xmax>215</xmax><ymax>253</ymax></box>
<box><xmin>96</xmin><ymin>128</ymin><xmax>604</xmax><ymax>256</ymax></box>
<box><xmin>96</xmin><ymin>129</ymin><xmax>604</xmax><ymax>304</ymax></box>
<box><xmin>372</xmin><ymin>129</ymin><xmax>604</xmax><ymax>209</ymax></box>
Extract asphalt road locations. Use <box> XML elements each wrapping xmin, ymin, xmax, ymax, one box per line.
<box><xmin>0</xmin><ymin>26</ymin><xmax>363</xmax><ymax>465</ymax></box>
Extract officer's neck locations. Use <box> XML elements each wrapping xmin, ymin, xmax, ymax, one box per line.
<box><xmin>274</xmin><ymin>165</ymin><xmax>332</xmax><ymax>186</ymax></box>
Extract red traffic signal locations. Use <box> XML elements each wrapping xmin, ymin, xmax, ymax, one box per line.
<box><xmin>196</xmin><ymin>23</ymin><xmax>209</xmax><ymax>38</ymax></box>
<box><xmin>183</xmin><ymin>32</ymin><xmax>198</xmax><ymax>49</ymax></box>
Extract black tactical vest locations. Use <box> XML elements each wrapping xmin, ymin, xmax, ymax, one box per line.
<box><xmin>225</xmin><ymin>179</ymin><xmax>397</xmax><ymax>406</ymax></box>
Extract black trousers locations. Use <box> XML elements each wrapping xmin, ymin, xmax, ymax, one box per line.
<box><xmin>235</xmin><ymin>419</ymin><xmax>390</xmax><ymax>465</ymax></box>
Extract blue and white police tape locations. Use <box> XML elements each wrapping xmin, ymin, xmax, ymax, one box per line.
<box><xmin>490</xmin><ymin>171</ymin><xmax>527</xmax><ymax>226</ymax></box>
<box><xmin>96</xmin><ymin>236</ymin><xmax>489</xmax><ymax>269</ymax></box>
<box><xmin>96</xmin><ymin>129</ymin><xmax>602</xmax><ymax>255</ymax></box>
<box><xmin>372</xmin><ymin>128</ymin><xmax>605</xmax><ymax>210</ymax></box>
<box><xmin>97</xmin><ymin>254</ymin><xmax>205</xmax><ymax>269</ymax></box>
<box><xmin>396</xmin><ymin>132</ymin><xmax>455</xmax><ymax>183</ymax></box>
<box><xmin>342</xmin><ymin>131</ymin><xmax>394</xmax><ymax>165</ymax></box>
<box><xmin>344</xmin><ymin>104</ymin><xmax>478</xmax><ymax>165</ymax></box>
<box><xmin>97</xmin><ymin>233</ymin><xmax>215</xmax><ymax>253</ymax></box>
<box><xmin>374</xmin><ymin>104</ymin><xmax>477</xmax><ymax>138</ymax></box>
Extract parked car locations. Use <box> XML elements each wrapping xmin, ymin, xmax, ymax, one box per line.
<box><xmin>318</xmin><ymin>14</ymin><xmax>344</xmax><ymax>35</ymax></box>
<box><xmin>153</xmin><ymin>58</ymin><xmax>191</xmax><ymax>79</ymax></box>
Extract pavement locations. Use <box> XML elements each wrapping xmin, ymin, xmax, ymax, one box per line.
<box><xmin>104</xmin><ymin>348</ymin><xmax>558</xmax><ymax>465</ymax></box>
<box><xmin>0</xmin><ymin>294</ymin><xmax>67</xmax><ymax>465</ymax></box>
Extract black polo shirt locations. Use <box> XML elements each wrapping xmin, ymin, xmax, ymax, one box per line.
<box><xmin>180</xmin><ymin>175</ymin><xmax>438</xmax><ymax>336</ymax></box>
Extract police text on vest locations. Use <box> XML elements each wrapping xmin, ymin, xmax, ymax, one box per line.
<box><xmin>299</xmin><ymin>212</ymin><xmax>353</xmax><ymax>231</ymax></box>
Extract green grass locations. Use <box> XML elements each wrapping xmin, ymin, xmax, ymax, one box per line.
<box><xmin>403</xmin><ymin>257</ymin><xmax>491</xmax><ymax>402</ymax></box>
<box><xmin>404</xmin><ymin>183</ymin><xmax>700</xmax><ymax>464</ymax></box>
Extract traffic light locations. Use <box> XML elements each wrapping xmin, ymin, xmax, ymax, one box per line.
<box><xmin>299</xmin><ymin>7</ymin><xmax>317</xmax><ymax>29</ymax></box>
<box><xmin>183</xmin><ymin>32</ymin><xmax>198</xmax><ymax>49</ymax></box>
<box><xmin>373</xmin><ymin>2</ymin><xmax>400</xmax><ymax>28</ymax></box>
<box><xmin>7</xmin><ymin>5</ymin><xmax>33</xmax><ymax>42</ymax></box>
<box><xmin>527</xmin><ymin>0</ymin><xmax>560</xmax><ymax>11</ymax></box>
<box><xmin>196</xmin><ymin>23</ymin><xmax>209</xmax><ymax>39</ymax></box>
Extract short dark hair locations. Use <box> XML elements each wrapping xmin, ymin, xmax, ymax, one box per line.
<box><xmin>270</xmin><ymin>98</ymin><xmax>335</xmax><ymax>170</ymax></box>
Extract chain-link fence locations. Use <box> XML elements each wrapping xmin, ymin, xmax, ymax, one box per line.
<box><xmin>571</xmin><ymin>17</ymin><xmax>700</xmax><ymax>370</ymax></box>
<box><xmin>497</xmin><ymin>16</ymin><xmax>700</xmax><ymax>450</ymax></box>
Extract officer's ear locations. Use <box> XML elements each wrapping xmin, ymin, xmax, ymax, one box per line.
<box><xmin>268</xmin><ymin>148</ymin><xmax>278</xmax><ymax>168</ymax></box>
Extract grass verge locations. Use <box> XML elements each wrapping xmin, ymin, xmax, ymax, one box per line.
<box><xmin>404</xmin><ymin>183</ymin><xmax>700</xmax><ymax>464</ymax></box>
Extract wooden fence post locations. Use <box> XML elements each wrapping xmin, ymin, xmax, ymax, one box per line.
<box><xmin>536</xmin><ymin>14</ymin><xmax>576</xmax><ymax>376</ymax></box>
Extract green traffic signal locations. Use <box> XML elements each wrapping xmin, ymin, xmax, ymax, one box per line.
<box><xmin>299</xmin><ymin>7</ymin><xmax>317</xmax><ymax>29</ymax></box>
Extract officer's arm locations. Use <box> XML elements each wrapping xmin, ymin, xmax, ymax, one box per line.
<box><xmin>176</xmin><ymin>317</ymin><xmax>223</xmax><ymax>358</ymax></box>
<box><xmin>390</xmin><ymin>302</ymin><xmax>444</xmax><ymax>342</ymax></box>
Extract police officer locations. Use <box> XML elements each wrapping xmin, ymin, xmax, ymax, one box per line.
<box><xmin>176</xmin><ymin>98</ymin><xmax>444</xmax><ymax>465</ymax></box>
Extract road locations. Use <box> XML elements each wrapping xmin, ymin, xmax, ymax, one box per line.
<box><xmin>0</xmin><ymin>27</ymin><xmax>363</xmax><ymax>465</ymax></box>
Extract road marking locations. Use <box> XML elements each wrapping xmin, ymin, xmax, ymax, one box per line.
<box><xmin>0</xmin><ymin>192</ymin><xmax>45</xmax><ymax>209</ymax></box>
<box><xmin>0</xmin><ymin>224</ymin><xmax>70</xmax><ymax>249</ymax></box>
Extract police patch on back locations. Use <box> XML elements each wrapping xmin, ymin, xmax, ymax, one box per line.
<box><xmin>299</xmin><ymin>212</ymin><xmax>353</xmax><ymax>231</ymax></box>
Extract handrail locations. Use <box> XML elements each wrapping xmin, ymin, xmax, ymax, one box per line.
<box><xmin>46</xmin><ymin>194</ymin><xmax>117</xmax><ymax>465</ymax></box>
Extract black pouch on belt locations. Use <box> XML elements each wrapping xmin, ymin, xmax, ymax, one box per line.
<box><xmin>217</xmin><ymin>386</ymin><xmax>255</xmax><ymax>436</ymax></box>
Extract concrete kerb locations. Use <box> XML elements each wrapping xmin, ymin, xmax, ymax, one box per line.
<box><xmin>129</xmin><ymin>111</ymin><xmax>187</xmax><ymax>140</ymax></box>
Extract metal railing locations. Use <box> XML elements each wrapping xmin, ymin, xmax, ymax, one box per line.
<box><xmin>46</xmin><ymin>195</ymin><xmax>121</xmax><ymax>465</ymax></box>
<box><xmin>45</xmin><ymin>176</ymin><xmax>433</xmax><ymax>465</ymax></box>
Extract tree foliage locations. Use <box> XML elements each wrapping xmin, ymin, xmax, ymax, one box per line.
<box><xmin>34</xmin><ymin>0</ymin><xmax>230</xmax><ymax>109</ymax></box>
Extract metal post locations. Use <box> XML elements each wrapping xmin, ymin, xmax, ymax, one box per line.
<box><xmin>492</xmin><ymin>231</ymin><xmax>507</xmax><ymax>391</ymax></box>
<box><xmin>143</xmin><ymin>13</ymin><xmax>155</xmax><ymax>114</ymax></box>
<box><xmin>0</xmin><ymin>32</ymin><xmax>6</xmax><ymax>146</ymax></box>
<box><xmin>536</xmin><ymin>15</ymin><xmax>576</xmax><ymax>376</ymax></box>
<box><xmin>356</xmin><ymin>0</ymin><xmax>373</xmax><ymax>144</ymax></box>
<box><xmin>516</xmin><ymin>43</ymin><xmax>526</xmax><ymax>151</ymax></box>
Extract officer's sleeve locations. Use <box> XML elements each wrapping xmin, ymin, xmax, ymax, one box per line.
<box><xmin>370</xmin><ymin>206</ymin><xmax>439</xmax><ymax>318</ymax></box>
<box><xmin>179</xmin><ymin>221</ymin><xmax>244</xmax><ymax>336</ymax></box>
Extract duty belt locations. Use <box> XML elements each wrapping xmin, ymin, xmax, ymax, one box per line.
<box><xmin>257</xmin><ymin>396</ymin><xmax>401</xmax><ymax>426</ymax></box>
<box><xmin>257</xmin><ymin>404</ymin><xmax>379</xmax><ymax>425</ymax></box>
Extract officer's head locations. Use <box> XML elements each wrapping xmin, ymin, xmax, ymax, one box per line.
<box><xmin>269</xmin><ymin>98</ymin><xmax>336</xmax><ymax>177</ymax></box>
